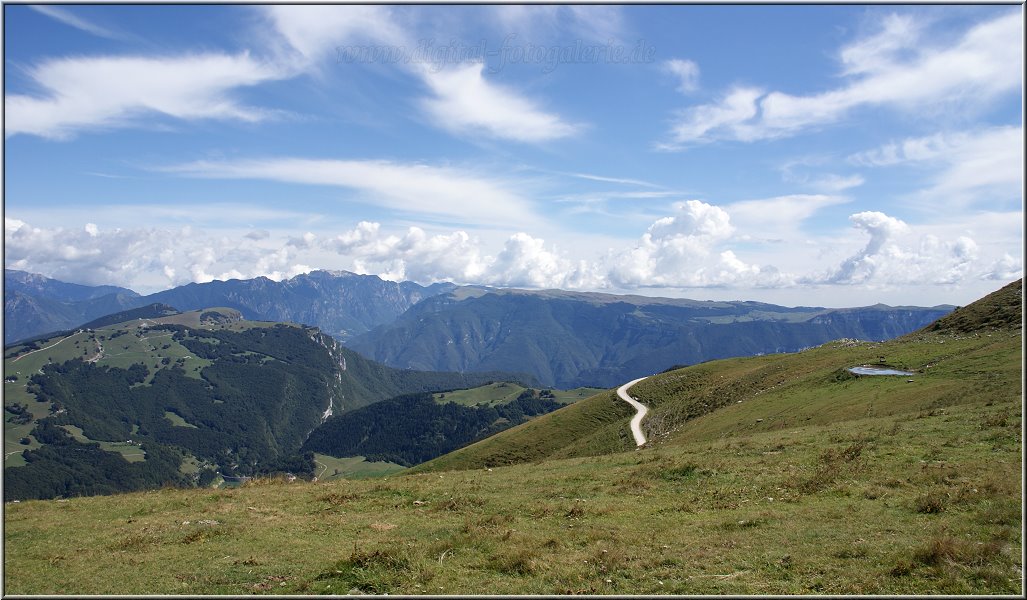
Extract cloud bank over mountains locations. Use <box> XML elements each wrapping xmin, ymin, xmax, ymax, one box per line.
<box><xmin>7</xmin><ymin>196</ymin><xmax>1019</xmax><ymax>301</ymax></box>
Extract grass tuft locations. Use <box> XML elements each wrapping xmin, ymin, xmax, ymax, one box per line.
<box><xmin>913</xmin><ymin>490</ymin><xmax>948</xmax><ymax>514</ymax></box>
<box><xmin>315</xmin><ymin>547</ymin><xmax>412</xmax><ymax>594</ymax></box>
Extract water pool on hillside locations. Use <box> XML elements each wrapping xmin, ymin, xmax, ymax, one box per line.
<box><xmin>848</xmin><ymin>366</ymin><xmax>915</xmax><ymax>376</ymax></box>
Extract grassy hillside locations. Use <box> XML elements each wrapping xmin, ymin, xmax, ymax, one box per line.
<box><xmin>925</xmin><ymin>278</ymin><xmax>1022</xmax><ymax>334</ymax></box>
<box><xmin>3</xmin><ymin>281</ymin><xmax>1020</xmax><ymax>594</ymax></box>
<box><xmin>433</xmin><ymin>382</ymin><xmax>603</xmax><ymax>407</ymax></box>
<box><xmin>3</xmin><ymin>365</ymin><xmax>1019</xmax><ymax>594</ymax></box>
<box><xmin>419</xmin><ymin>280</ymin><xmax>1021</xmax><ymax>473</ymax></box>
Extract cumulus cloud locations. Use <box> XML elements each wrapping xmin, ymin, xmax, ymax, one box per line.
<box><xmin>329</xmin><ymin>222</ymin><xmax>486</xmax><ymax>283</ymax></box>
<box><xmin>823</xmin><ymin>211</ymin><xmax>910</xmax><ymax>284</ymax></box>
<box><xmin>287</xmin><ymin>232</ymin><xmax>317</xmax><ymax>249</ymax></box>
<box><xmin>4</xmin><ymin>217</ymin><xmax>311</xmax><ymax>291</ymax></box>
<box><xmin>5</xmin><ymin>52</ymin><xmax>287</xmax><ymax>139</ymax></box>
<box><xmin>245</xmin><ymin>229</ymin><xmax>271</xmax><ymax>241</ymax></box>
<box><xmin>5</xmin><ymin>208</ymin><xmax>1015</xmax><ymax>298</ymax></box>
<box><xmin>325</xmin><ymin>221</ymin><xmax>599</xmax><ymax>289</ymax></box>
<box><xmin>607</xmin><ymin>200</ymin><xmax>784</xmax><ymax>288</ymax></box>
<box><xmin>982</xmin><ymin>254</ymin><xmax>1023</xmax><ymax>281</ymax></box>
<box><xmin>664</xmin><ymin>11</ymin><xmax>1021</xmax><ymax>146</ymax></box>
<box><xmin>811</xmin><ymin>211</ymin><xmax>994</xmax><ymax>287</ymax></box>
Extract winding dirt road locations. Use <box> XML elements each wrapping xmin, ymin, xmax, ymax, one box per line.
<box><xmin>11</xmin><ymin>330</ymin><xmax>81</xmax><ymax>362</ymax></box>
<box><xmin>617</xmin><ymin>377</ymin><xmax>649</xmax><ymax>446</ymax></box>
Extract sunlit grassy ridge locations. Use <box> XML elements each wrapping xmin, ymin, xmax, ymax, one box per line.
<box><xmin>3</xmin><ymin>281</ymin><xmax>1021</xmax><ymax>594</ymax></box>
<box><xmin>417</xmin><ymin>281</ymin><xmax>1022</xmax><ymax>473</ymax></box>
<box><xmin>3</xmin><ymin>311</ymin><xmax>226</xmax><ymax>467</ymax></box>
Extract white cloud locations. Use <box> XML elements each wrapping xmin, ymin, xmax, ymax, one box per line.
<box><xmin>726</xmin><ymin>194</ymin><xmax>851</xmax><ymax>243</ymax></box>
<box><xmin>838</xmin><ymin>14</ymin><xmax>924</xmax><ymax>76</ymax></box>
<box><xmin>4</xmin><ymin>217</ymin><xmax>312</xmax><ymax>291</ymax></box>
<box><xmin>328</xmin><ymin>222</ymin><xmax>487</xmax><ymax>284</ymax></box>
<box><xmin>665</xmin><ymin>11</ymin><xmax>1022</xmax><ymax>146</ymax></box>
<box><xmin>259</xmin><ymin>5</ymin><xmax>581</xmax><ymax>144</ymax></box>
<box><xmin>562</xmin><ymin>172</ymin><xmax>663</xmax><ymax>188</ymax></box>
<box><xmin>5</xmin><ymin>53</ymin><xmax>287</xmax><ymax>139</ymax></box>
<box><xmin>260</xmin><ymin>5</ymin><xmax>406</xmax><ymax>67</ymax></box>
<box><xmin>808</xmin><ymin>211</ymin><xmax>999</xmax><ymax>287</ymax></box>
<box><xmin>491</xmin><ymin>5</ymin><xmax>624</xmax><ymax>43</ymax></box>
<box><xmin>419</xmin><ymin>62</ymin><xmax>580</xmax><ymax>143</ymax></box>
<box><xmin>10</xmin><ymin>5</ymin><xmax>580</xmax><ymax>143</ymax></box>
<box><xmin>779</xmin><ymin>160</ymin><xmax>865</xmax><ymax>193</ymax></box>
<box><xmin>663</xmin><ymin>86</ymin><xmax>763</xmax><ymax>148</ymax></box>
<box><xmin>824</xmin><ymin>211</ymin><xmax>910</xmax><ymax>284</ymax></box>
<box><xmin>30</xmin><ymin>5</ymin><xmax>130</xmax><ymax>41</ymax></box>
<box><xmin>165</xmin><ymin>157</ymin><xmax>542</xmax><ymax>229</ymax></box>
<box><xmin>287</xmin><ymin>232</ymin><xmax>317</xmax><ymax>249</ymax></box>
<box><xmin>245</xmin><ymin>229</ymin><xmax>271</xmax><ymax>241</ymax></box>
<box><xmin>982</xmin><ymin>254</ymin><xmax>1023</xmax><ymax>281</ymax></box>
<box><xmin>849</xmin><ymin>126</ymin><xmax>1023</xmax><ymax>208</ymax></box>
<box><xmin>607</xmin><ymin>200</ymin><xmax>785</xmax><ymax>288</ymax></box>
<box><xmin>489</xmin><ymin>233</ymin><xmax>601</xmax><ymax>289</ymax></box>
<box><xmin>6</xmin><ymin>206</ymin><xmax>1018</xmax><ymax>300</ymax></box>
<box><xmin>809</xmin><ymin>174</ymin><xmax>865</xmax><ymax>193</ymax></box>
<box><xmin>663</xmin><ymin>58</ymin><xmax>700</xmax><ymax>94</ymax></box>
<box><xmin>326</xmin><ymin>222</ymin><xmax>599</xmax><ymax>289</ymax></box>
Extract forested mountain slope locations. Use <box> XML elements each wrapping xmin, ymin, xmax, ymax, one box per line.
<box><xmin>352</xmin><ymin>289</ymin><xmax>954</xmax><ymax>388</ymax></box>
<box><xmin>3</xmin><ymin>308</ymin><xmax>533</xmax><ymax>500</ymax></box>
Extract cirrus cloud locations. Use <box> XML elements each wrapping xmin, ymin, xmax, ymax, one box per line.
<box><xmin>5</xmin><ymin>52</ymin><xmax>288</xmax><ymax>140</ymax></box>
<box><xmin>663</xmin><ymin>11</ymin><xmax>1021</xmax><ymax>147</ymax></box>
<box><xmin>162</xmin><ymin>157</ymin><xmax>543</xmax><ymax>230</ymax></box>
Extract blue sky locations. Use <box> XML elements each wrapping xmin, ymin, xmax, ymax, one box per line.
<box><xmin>3</xmin><ymin>4</ymin><xmax>1023</xmax><ymax>307</ymax></box>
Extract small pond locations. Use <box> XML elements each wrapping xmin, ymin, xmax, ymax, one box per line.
<box><xmin>848</xmin><ymin>366</ymin><xmax>914</xmax><ymax>376</ymax></box>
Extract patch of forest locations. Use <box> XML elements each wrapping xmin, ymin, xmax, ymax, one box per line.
<box><xmin>302</xmin><ymin>389</ymin><xmax>562</xmax><ymax>466</ymax></box>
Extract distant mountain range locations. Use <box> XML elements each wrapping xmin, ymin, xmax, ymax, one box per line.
<box><xmin>4</xmin><ymin>270</ymin><xmax>141</xmax><ymax>344</ymax></box>
<box><xmin>4</xmin><ymin>269</ymin><xmax>454</xmax><ymax>345</ymax></box>
<box><xmin>5</xmin><ymin>269</ymin><xmax>955</xmax><ymax>388</ymax></box>
<box><xmin>349</xmin><ymin>288</ymin><xmax>955</xmax><ymax>388</ymax></box>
